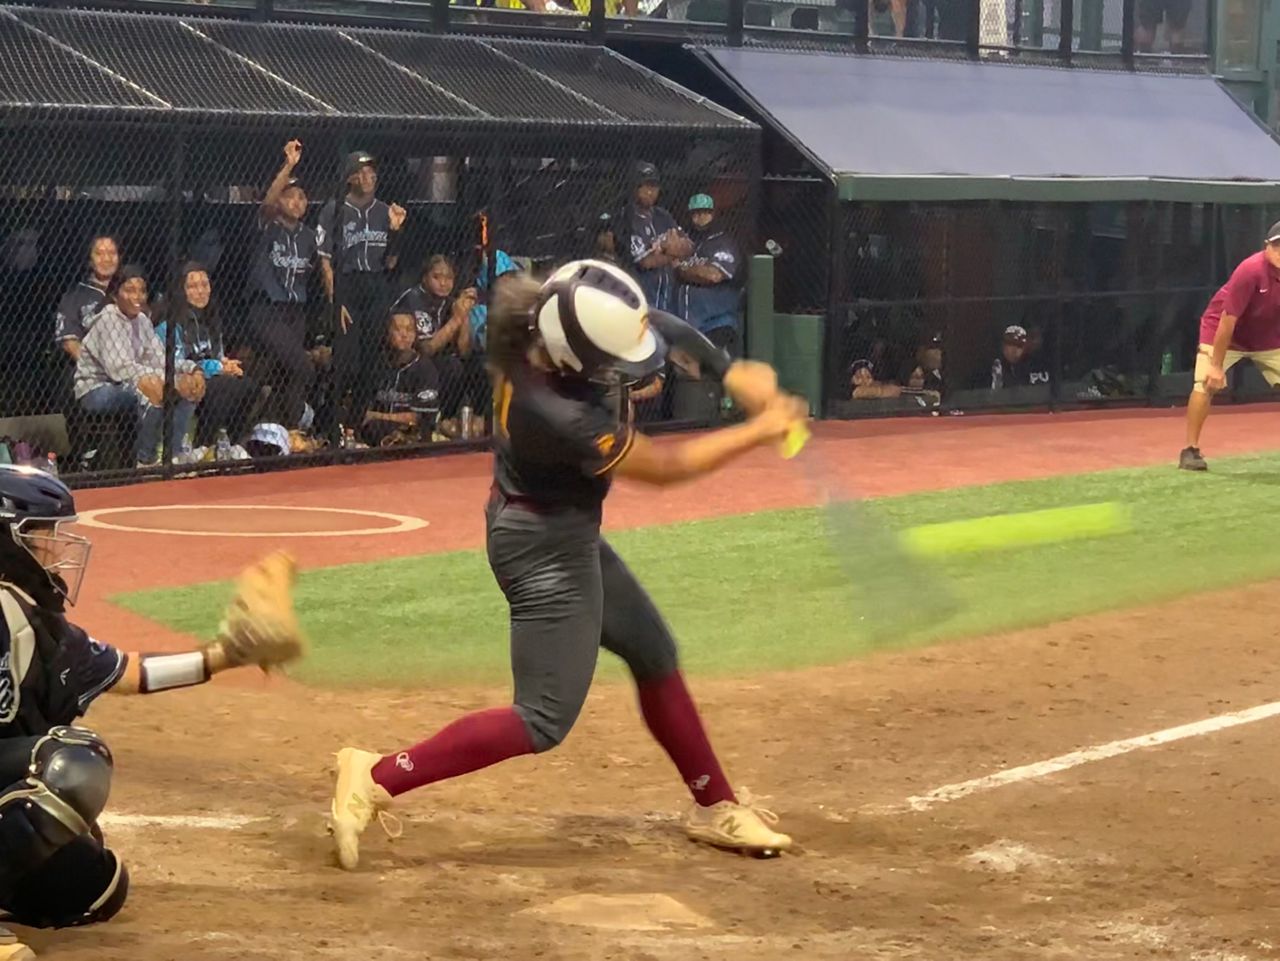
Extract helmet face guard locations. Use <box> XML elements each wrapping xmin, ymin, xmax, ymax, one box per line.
<box><xmin>12</xmin><ymin>517</ymin><xmax>92</xmax><ymax>606</ymax></box>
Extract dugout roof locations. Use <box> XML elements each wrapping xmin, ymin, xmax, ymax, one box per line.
<box><xmin>0</xmin><ymin>5</ymin><xmax>752</xmax><ymax>132</ymax></box>
<box><xmin>697</xmin><ymin>48</ymin><xmax>1280</xmax><ymax>203</ymax></box>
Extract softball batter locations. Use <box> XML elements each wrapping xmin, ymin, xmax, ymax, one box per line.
<box><xmin>330</xmin><ymin>260</ymin><xmax>805</xmax><ymax>866</ymax></box>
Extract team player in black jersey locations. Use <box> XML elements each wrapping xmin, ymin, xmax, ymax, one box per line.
<box><xmin>0</xmin><ymin>466</ymin><xmax>297</xmax><ymax>960</ymax></box>
<box><xmin>317</xmin><ymin>151</ymin><xmax>408</xmax><ymax>426</ymax></box>
<box><xmin>329</xmin><ymin>260</ymin><xmax>806</xmax><ymax>867</ymax></box>
<box><xmin>249</xmin><ymin>140</ymin><xmax>318</xmax><ymax>430</ymax></box>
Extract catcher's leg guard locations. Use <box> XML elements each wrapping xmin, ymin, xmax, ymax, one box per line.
<box><xmin>0</xmin><ymin>726</ymin><xmax>126</xmax><ymax>927</ymax></box>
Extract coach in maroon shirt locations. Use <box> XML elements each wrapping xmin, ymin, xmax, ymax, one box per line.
<box><xmin>1180</xmin><ymin>222</ymin><xmax>1280</xmax><ymax>471</ymax></box>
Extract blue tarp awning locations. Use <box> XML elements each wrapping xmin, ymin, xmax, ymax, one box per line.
<box><xmin>699</xmin><ymin>49</ymin><xmax>1280</xmax><ymax>202</ymax></box>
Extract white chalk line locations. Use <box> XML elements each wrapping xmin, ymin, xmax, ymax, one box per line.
<box><xmin>901</xmin><ymin>698</ymin><xmax>1280</xmax><ymax>813</ymax></box>
<box><xmin>98</xmin><ymin>700</ymin><xmax>1280</xmax><ymax>830</ymax></box>
<box><xmin>100</xmin><ymin>813</ymin><xmax>264</xmax><ymax>830</ymax></box>
<box><xmin>77</xmin><ymin>505</ymin><xmax>429</xmax><ymax>538</ymax></box>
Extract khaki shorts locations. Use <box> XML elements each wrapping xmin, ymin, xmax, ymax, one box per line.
<box><xmin>1193</xmin><ymin>343</ymin><xmax>1280</xmax><ymax>392</ymax></box>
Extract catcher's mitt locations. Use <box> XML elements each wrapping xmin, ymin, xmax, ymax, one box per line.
<box><xmin>210</xmin><ymin>550</ymin><xmax>307</xmax><ymax>671</ymax></box>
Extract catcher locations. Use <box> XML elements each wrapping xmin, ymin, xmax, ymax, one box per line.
<box><xmin>0</xmin><ymin>465</ymin><xmax>304</xmax><ymax>961</ymax></box>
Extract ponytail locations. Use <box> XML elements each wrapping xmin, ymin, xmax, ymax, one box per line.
<box><xmin>486</xmin><ymin>273</ymin><xmax>542</xmax><ymax>376</ymax></box>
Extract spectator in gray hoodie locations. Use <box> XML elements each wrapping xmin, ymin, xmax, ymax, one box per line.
<box><xmin>74</xmin><ymin>265</ymin><xmax>199</xmax><ymax>466</ymax></box>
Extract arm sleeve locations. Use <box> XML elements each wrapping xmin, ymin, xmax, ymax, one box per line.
<box><xmin>648</xmin><ymin>309</ymin><xmax>732</xmax><ymax>380</ymax></box>
<box><xmin>54</xmin><ymin>292</ymin><xmax>84</xmax><ymax>343</ymax></box>
<box><xmin>1222</xmin><ymin>263</ymin><xmax>1260</xmax><ymax>317</ymax></box>
<box><xmin>316</xmin><ymin>201</ymin><xmax>336</xmax><ymax>259</ymax></box>
<box><xmin>60</xmin><ymin>621</ymin><xmax>128</xmax><ymax>713</ymax></box>
<box><xmin>710</xmin><ymin>238</ymin><xmax>739</xmax><ymax>281</ymax></box>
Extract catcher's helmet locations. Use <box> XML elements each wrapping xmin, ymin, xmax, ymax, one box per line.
<box><xmin>0</xmin><ymin>465</ymin><xmax>90</xmax><ymax>607</ymax></box>
<box><xmin>534</xmin><ymin>259</ymin><xmax>665</xmax><ymax>386</ymax></box>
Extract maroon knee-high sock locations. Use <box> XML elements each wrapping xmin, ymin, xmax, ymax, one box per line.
<box><xmin>636</xmin><ymin>670</ymin><xmax>736</xmax><ymax>807</ymax></box>
<box><xmin>371</xmin><ymin>707</ymin><xmax>535</xmax><ymax>798</ymax></box>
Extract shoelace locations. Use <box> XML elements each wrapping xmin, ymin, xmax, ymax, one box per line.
<box><xmin>735</xmin><ymin>788</ymin><xmax>780</xmax><ymax>827</ymax></box>
<box><xmin>376</xmin><ymin>810</ymin><xmax>403</xmax><ymax>839</ymax></box>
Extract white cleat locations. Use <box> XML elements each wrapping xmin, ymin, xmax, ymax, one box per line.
<box><xmin>0</xmin><ymin>926</ymin><xmax>34</xmax><ymax>961</ymax></box>
<box><xmin>685</xmin><ymin>796</ymin><xmax>793</xmax><ymax>858</ymax></box>
<box><xmin>328</xmin><ymin>747</ymin><xmax>398</xmax><ymax>871</ymax></box>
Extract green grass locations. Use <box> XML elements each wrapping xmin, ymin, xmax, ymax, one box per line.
<box><xmin>112</xmin><ymin>451</ymin><xmax>1280</xmax><ymax>688</ymax></box>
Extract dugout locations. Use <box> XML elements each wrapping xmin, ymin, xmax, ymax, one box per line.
<box><xmin>694</xmin><ymin>48</ymin><xmax>1280</xmax><ymax>418</ymax></box>
<box><xmin>0</xmin><ymin>5</ymin><xmax>758</xmax><ymax>482</ymax></box>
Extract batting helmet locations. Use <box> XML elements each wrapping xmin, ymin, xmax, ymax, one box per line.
<box><xmin>0</xmin><ymin>465</ymin><xmax>90</xmax><ymax>607</ymax></box>
<box><xmin>534</xmin><ymin>259</ymin><xmax>665</xmax><ymax>385</ymax></box>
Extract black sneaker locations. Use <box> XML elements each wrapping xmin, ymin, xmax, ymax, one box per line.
<box><xmin>1179</xmin><ymin>446</ymin><xmax>1208</xmax><ymax>471</ymax></box>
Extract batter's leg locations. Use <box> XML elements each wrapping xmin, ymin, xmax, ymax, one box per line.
<box><xmin>329</xmin><ymin>504</ymin><xmax>603</xmax><ymax>870</ymax></box>
<box><xmin>598</xmin><ymin>540</ymin><xmax>792</xmax><ymax>856</ymax></box>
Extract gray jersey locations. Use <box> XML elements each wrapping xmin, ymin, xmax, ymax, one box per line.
<box><xmin>317</xmin><ymin>198</ymin><xmax>392</xmax><ymax>274</ymax></box>
<box><xmin>250</xmin><ymin>217</ymin><xmax>317</xmax><ymax>304</ymax></box>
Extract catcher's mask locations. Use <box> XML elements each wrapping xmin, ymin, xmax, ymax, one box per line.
<box><xmin>0</xmin><ymin>465</ymin><xmax>91</xmax><ymax>606</ymax></box>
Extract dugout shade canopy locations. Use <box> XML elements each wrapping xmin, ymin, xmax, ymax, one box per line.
<box><xmin>0</xmin><ymin>5</ymin><xmax>751</xmax><ymax>134</ymax></box>
<box><xmin>697</xmin><ymin>48</ymin><xmax>1280</xmax><ymax>204</ymax></box>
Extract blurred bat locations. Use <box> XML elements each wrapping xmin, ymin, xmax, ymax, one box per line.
<box><xmin>780</xmin><ymin>423</ymin><xmax>961</xmax><ymax>645</ymax></box>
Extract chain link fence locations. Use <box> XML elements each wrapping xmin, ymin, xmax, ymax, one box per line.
<box><xmin>826</xmin><ymin>199</ymin><xmax>1280</xmax><ymax>418</ymax></box>
<box><xmin>0</xmin><ymin>6</ymin><xmax>758</xmax><ymax>485</ymax></box>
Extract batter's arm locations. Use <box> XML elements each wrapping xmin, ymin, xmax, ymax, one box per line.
<box><xmin>612</xmin><ymin>395</ymin><xmax>805</xmax><ymax>487</ymax></box>
<box><xmin>648</xmin><ymin>310</ymin><xmax>778</xmax><ymax>415</ymax></box>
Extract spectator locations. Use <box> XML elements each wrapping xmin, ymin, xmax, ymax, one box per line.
<box><xmin>850</xmin><ymin>359</ymin><xmax>902</xmax><ymax>399</ymax></box>
<box><xmin>155</xmin><ymin>263</ymin><xmax>263</xmax><ymax>452</ymax></box>
<box><xmin>247</xmin><ymin>140</ymin><xmax>317</xmax><ymax>430</ymax></box>
<box><xmin>990</xmin><ymin>325</ymin><xmax>1050</xmax><ymax>390</ymax></box>
<box><xmin>621</xmin><ymin>161</ymin><xmax>689</xmax><ymax>313</ymax></box>
<box><xmin>675</xmin><ymin>193</ymin><xmax>743</xmax><ymax>357</ymax></box>
<box><xmin>54</xmin><ymin>235</ymin><xmax>118</xmax><ymax>363</ymax></box>
<box><xmin>317</xmin><ymin>150</ymin><xmax>408</xmax><ymax>426</ymax></box>
<box><xmin>593</xmin><ymin>212</ymin><xmax>620</xmax><ymax>266</ymax></box>
<box><xmin>1136</xmin><ymin>0</ymin><xmax>1190</xmax><ymax>52</ymax></box>
<box><xmin>900</xmin><ymin>331</ymin><xmax>944</xmax><ymax>402</ymax></box>
<box><xmin>73</xmin><ymin>266</ymin><xmax>199</xmax><ymax>466</ymax></box>
<box><xmin>388</xmin><ymin>256</ymin><xmax>477</xmax><ymax>430</ymax></box>
<box><xmin>359</xmin><ymin>313</ymin><xmax>441</xmax><ymax>448</ymax></box>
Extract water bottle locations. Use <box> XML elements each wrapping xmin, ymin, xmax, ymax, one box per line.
<box><xmin>459</xmin><ymin>405</ymin><xmax>474</xmax><ymax>440</ymax></box>
<box><xmin>45</xmin><ymin>452</ymin><xmax>58</xmax><ymax>477</ymax></box>
<box><xmin>991</xmin><ymin>359</ymin><xmax>1004</xmax><ymax>390</ymax></box>
<box><xmin>0</xmin><ymin>442</ymin><xmax>10</xmax><ymax>466</ymax></box>
<box><xmin>215</xmin><ymin>428</ymin><xmax>232</xmax><ymax>461</ymax></box>
<box><xmin>1161</xmin><ymin>351</ymin><xmax>1175</xmax><ymax>375</ymax></box>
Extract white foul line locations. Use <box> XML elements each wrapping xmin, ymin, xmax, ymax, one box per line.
<box><xmin>904</xmin><ymin>699</ymin><xmax>1280</xmax><ymax>812</ymax></box>
<box><xmin>100</xmin><ymin>813</ymin><xmax>263</xmax><ymax>830</ymax></box>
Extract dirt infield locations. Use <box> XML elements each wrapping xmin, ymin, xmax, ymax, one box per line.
<box><xmin>23</xmin><ymin>406</ymin><xmax>1280</xmax><ymax>961</ymax></box>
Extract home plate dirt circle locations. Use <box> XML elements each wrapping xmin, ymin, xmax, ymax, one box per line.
<box><xmin>76</xmin><ymin>505</ymin><xmax>429</xmax><ymax>537</ymax></box>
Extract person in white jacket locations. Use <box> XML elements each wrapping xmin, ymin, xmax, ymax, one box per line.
<box><xmin>73</xmin><ymin>266</ymin><xmax>200</xmax><ymax>467</ymax></box>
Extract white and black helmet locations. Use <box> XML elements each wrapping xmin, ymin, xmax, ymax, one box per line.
<box><xmin>534</xmin><ymin>260</ymin><xmax>666</xmax><ymax>385</ymax></box>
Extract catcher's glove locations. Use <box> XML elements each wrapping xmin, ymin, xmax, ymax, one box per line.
<box><xmin>208</xmin><ymin>550</ymin><xmax>307</xmax><ymax>671</ymax></box>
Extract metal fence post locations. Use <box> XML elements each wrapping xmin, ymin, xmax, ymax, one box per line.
<box><xmin>589</xmin><ymin>0</ymin><xmax>606</xmax><ymax>42</ymax></box>
<box><xmin>853</xmin><ymin>0</ymin><xmax>869</xmax><ymax>52</ymax></box>
<box><xmin>1121</xmin><ymin>0</ymin><xmax>1135</xmax><ymax>65</ymax></box>
<box><xmin>821</xmin><ymin>181</ymin><xmax>844</xmax><ymax>418</ymax></box>
<box><xmin>1059</xmin><ymin>0</ymin><xmax>1074</xmax><ymax>61</ymax></box>
<box><xmin>162</xmin><ymin>127</ymin><xmax>186</xmax><ymax>471</ymax></box>
<box><xmin>966</xmin><ymin>0</ymin><xmax>981</xmax><ymax>57</ymax></box>
<box><xmin>728</xmin><ymin>0</ymin><xmax>745</xmax><ymax>46</ymax></box>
